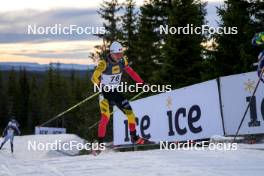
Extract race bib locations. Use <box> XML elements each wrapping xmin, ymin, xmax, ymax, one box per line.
<box><xmin>101</xmin><ymin>73</ymin><xmax>122</xmax><ymax>85</ymax></box>
<box><xmin>7</xmin><ymin>129</ymin><xmax>14</xmax><ymax>135</ymax></box>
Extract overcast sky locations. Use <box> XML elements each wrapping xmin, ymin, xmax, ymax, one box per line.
<box><xmin>0</xmin><ymin>0</ymin><xmax>224</xmax><ymax>65</ymax></box>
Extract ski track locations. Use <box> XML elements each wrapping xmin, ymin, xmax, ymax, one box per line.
<box><xmin>0</xmin><ymin>135</ymin><xmax>264</xmax><ymax>176</ymax></box>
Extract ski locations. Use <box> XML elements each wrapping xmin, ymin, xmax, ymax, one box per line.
<box><xmin>90</xmin><ymin>140</ymin><xmax>157</xmax><ymax>156</ymax></box>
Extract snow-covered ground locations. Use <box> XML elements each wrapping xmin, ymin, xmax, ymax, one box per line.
<box><xmin>0</xmin><ymin>134</ymin><xmax>264</xmax><ymax>176</ymax></box>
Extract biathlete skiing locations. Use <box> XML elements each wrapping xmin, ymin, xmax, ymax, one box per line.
<box><xmin>0</xmin><ymin>117</ymin><xmax>21</xmax><ymax>153</ymax></box>
<box><xmin>91</xmin><ymin>41</ymin><xmax>151</xmax><ymax>149</ymax></box>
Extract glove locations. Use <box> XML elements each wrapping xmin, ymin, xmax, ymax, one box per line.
<box><xmin>252</xmin><ymin>32</ymin><xmax>264</xmax><ymax>46</ymax></box>
<box><xmin>260</xmin><ymin>32</ymin><xmax>264</xmax><ymax>43</ymax></box>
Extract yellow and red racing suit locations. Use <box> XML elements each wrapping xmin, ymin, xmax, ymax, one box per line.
<box><xmin>91</xmin><ymin>55</ymin><xmax>144</xmax><ymax>143</ymax></box>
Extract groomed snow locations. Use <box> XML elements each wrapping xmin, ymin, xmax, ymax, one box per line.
<box><xmin>0</xmin><ymin>134</ymin><xmax>264</xmax><ymax>176</ymax></box>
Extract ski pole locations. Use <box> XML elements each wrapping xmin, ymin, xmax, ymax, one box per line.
<box><xmin>39</xmin><ymin>92</ymin><xmax>100</xmax><ymax>127</ymax></box>
<box><xmin>88</xmin><ymin>90</ymin><xmax>146</xmax><ymax>130</ymax></box>
<box><xmin>233</xmin><ymin>69</ymin><xmax>264</xmax><ymax>142</ymax></box>
<box><xmin>130</xmin><ymin>90</ymin><xmax>145</xmax><ymax>101</ymax></box>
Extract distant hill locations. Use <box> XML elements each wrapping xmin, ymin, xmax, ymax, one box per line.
<box><xmin>0</xmin><ymin>62</ymin><xmax>95</xmax><ymax>71</ymax></box>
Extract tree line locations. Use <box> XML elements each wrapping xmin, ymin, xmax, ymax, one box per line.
<box><xmin>0</xmin><ymin>66</ymin><xmax>101</xmax><ymax>140</ymax></box>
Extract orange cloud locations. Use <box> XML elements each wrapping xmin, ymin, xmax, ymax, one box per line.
<box><xmin>0</xmin><ymin>54</ymin><xmax>95</xmax><ymax>65</ymax></box>
<box><xmin>0</xmin><ymin>40</ymin><xmax>101</xmax><ymax>65</ymax></box>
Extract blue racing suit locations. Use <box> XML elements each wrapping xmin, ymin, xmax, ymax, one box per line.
<box><xmin>0</xmin><ymin>121</ymin><xmax>21</xmax><ymax>153</ymax></box>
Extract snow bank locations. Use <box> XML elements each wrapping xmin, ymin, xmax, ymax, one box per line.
<box><xmin>0</xmin><ymin>134</ymin><xmax>84</xmax><ymax>160</ymax></box>
<box><xmin>1</xmin><ymin>134</ymin><xmax>264</xmax><ymax>176</ymax></box>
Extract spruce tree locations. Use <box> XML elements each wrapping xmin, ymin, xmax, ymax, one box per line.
<box><xmin>134</xmin><ymin>0</ymin><xmax>162</xmax><ymax>83</ymax></box>
<box><xmin>121</xmin><ymin>0</ymin><xmax>138</xmax><ymax>62</ymax></box>
<box><xmin>89</xmin><ymin>0</ymin><xmax>122</xmax><ymax>67</ymax></box>
<box><xmin>7</xmin><ymin>69</ymin><xmax>18</xmax><ymax>119</ymax></box>
<box><xmin>28</xmin><ymin>75</ymin><xmax>41</xmax><ymax>132</ymax></box>
<box><xmin>252</xmin><ymin>0</ymin><xmax>264</xmax><ymax>32</ymax></box>
<box><xmin>0</xmin><ymin>71</ymin><xmax>8</xmax><ymax>129</ymax></box>
<box><xmin>98</xmin><ymin>0</ymin><xmax>122</xmax><ymax>45</ymax></box>
<box><xmin>214</xmin><ymin>0</ymin><xmax>259</xmax><ymax>76</ymax></box>
<box><xmin>160</xmin><ymin>0</ymin><xmax>207</xmax><ymax>87</ymax></box>
<box><xmin>17</xmin><ymin>68</ymin><xmax>30</xmax><ymax>132</ymax></box>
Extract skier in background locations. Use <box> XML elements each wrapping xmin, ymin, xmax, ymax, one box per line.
<box><xmin>0</xmin><ymin>117</ymin><xmax>21</xmax><ymax>153</ymax></box>
<box><xmin>252</xmin><ymin>32</ymin><xmax>264</xmax><ymax>81</ymax></box>
<box><xmin>91</xmin><ymin>41</ymin><xmax>150</xmax><ymax>147</ymax></box>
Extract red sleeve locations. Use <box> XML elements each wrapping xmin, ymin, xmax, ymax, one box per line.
<box><xmin>124</xmin><ymin>66</ymin><xmax>144</xmax><ymax>84</ymax></box>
